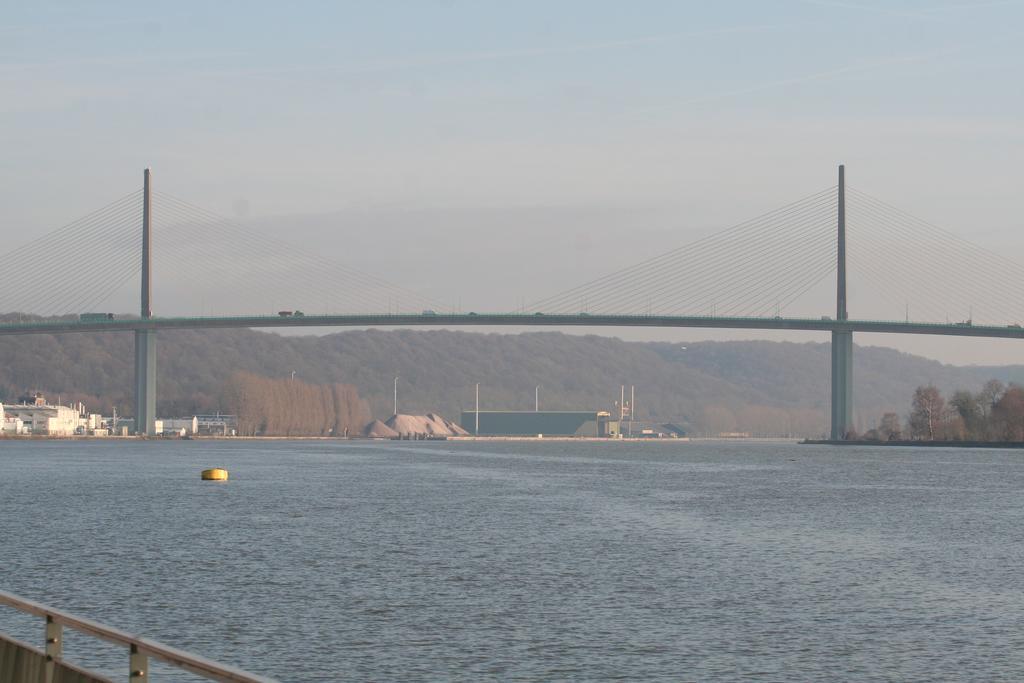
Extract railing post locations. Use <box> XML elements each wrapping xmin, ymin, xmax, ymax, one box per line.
<box><xmin>1</xmin><ymin>589</ymin><xmax>270</xmax><ymax>682</ymax></box>
<box><xmin>130</xmin><ymin>643</ymin><xmax>148</xmax><ymax>680</ymax></box>
<box><xmin>44</xmin><ymin>615</ymin><xmax>62</xmax><ymax>683</ymax></box>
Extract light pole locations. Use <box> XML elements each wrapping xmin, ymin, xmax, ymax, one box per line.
<box><xmin>535</xmin><ymin>385</ymin><xmax>540</xmax><ymax>412</ymax></box>
<box><xmin>630</xmin><ymin>385</ymin><xmax>635</xmax><ymax>438</ymax></box>
<box><xmin>393</xmin><ymin>376</ymin><xmax>399</xmax><ymax>416</ymax></box>
<box><xmin>475</xmin><ymin>383</ymin><xmax>480</xmax><ymax>435</ymax></box>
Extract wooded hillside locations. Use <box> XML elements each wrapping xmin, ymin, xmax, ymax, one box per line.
<box><xmin>0</xmin><ymin>318</ymin><xmax>1018</xmax><ymax>436</ymax></box>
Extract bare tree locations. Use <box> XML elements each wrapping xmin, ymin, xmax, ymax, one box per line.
<box><xmin>994</xmin><ymin>385</ymin><xmax>1024</xmax><ymax>441</ymax></box>
<box><xmin>950</xmin><ymin>390</ymin><xmax>982</xmax><ymax>439</ymax></box>
<box><xmin>978</xmin><ymin>379</ymin><xmax>1005</xmax><ymax>440</ymax></box>
<box><xmin>878</xmin><ymin>412</ymin><xmax>901</xmax><ymax>440</ymax></box>
<box><xmin>909</xmin><ymin>385</ymin><xmax>944</xmax><ymax>440</ymax></box>
<box><xmin>223</xmin><ymin>371</ymin><xmax>370</xmax><ymax>436</ymax></box>
<box><xmin>700</xmin><ymin>404</ymin><xmax>737</xmax><ymax>436</ymax></box>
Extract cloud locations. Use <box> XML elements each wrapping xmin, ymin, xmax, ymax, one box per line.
<box><xmin>190</xmin><ymin>24</ymin><xmax>786</xmax><ymax>82</ymax></box>
<box><xmin>791</xmin><ymin>0</ymin><xmax>1023</xmax><ymax>22</ymax></box>
<box><xmin>619</xmin><ymin>29</ymin><xmax>1023</xmax><ymax>114</ymax></box>
<box><xmin>0</xmin><ymin>50</ymin><xmax>248</xmax><ymax>75</ymax></box>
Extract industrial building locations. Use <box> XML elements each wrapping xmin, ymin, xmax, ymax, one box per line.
<box><xmin>460</xmin><ymin>410</ymin><xmax>620</xmax><ymax>437</ymax></box>
<box><xmin>0</xmin><ymin>391</ymin><xmax>234</xmax><ymax>438</ymax></box>
<box><xmin>0</xmin><ymin>404</ymin><xmax>24</xmax><ymax>434</ymax></box>
<box><xmin>103</xmin><ymin>415</ymin><xmax>235</xmax><ymax>437</ymax></box>
<box><xmin>1</xmin><ymin>394</ymin><xmax>85</xmax><ymax>436</ymax></box>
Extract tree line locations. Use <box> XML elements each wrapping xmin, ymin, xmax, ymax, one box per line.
<box><xmin>867</xmin><ymin>380</ymin><xmax>1024</xmax><ymax>441</ymax></box>
<box><xmin>222</xmin><ymin>371</ymin><xmax>371</xmax><ymax>437</ymax></box>
<box><xmin>7</xmin><ymin>317</ymin><xmax>1021</xmax><ymax>438</ymax></box>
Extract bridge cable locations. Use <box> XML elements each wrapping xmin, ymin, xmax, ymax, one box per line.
<box><xmin>527</xmin><ymin>186</ymin><xmax>836</xmax><ymax>312</ymax></box>
<box><xmin>149</xmin><ymin>200</ymin><xmax>415</xmax><ymax>315</ymax></box>
<box><xmin>534</xmin><ymin>193</ymin><xmax>837</xmax><ymax>315</ymax></box>
<box><xmin>530</xmin><ymin>190</ymin><xmax>835</xmax><ymax>314</ymax></box>
<box><xmin>564</xmin><ymin>195</ymin><xmax>837</xmax><ymax>316</ymax></box>
<box><xmin>152</xmin><ymin>192</ymin><xmax>447</xmax><ymax>315</ymax></box>
<box><xmin>600</xmin><ymin>196</ymin><xmax>836</xmax><ymax>314</ymax></box>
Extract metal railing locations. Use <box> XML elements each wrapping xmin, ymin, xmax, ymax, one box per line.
<box><xmin>0</xmin><ymin>589</ymin><xmax>277</xmax><ymax>682</ymax></box>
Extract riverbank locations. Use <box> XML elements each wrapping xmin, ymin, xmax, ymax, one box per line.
<box><xmin>1</xmin><ymin>434</ymin><xmax>695</xmax><ymax>442</ymax></box>
<box><xmin>803</xmin><ymin>439</ymin><xmax>1024</xmax><ymax>449</ymax></box>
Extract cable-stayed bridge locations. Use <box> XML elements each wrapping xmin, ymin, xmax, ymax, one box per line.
<box><xmin>2</xmin><ymin>166</ymin><xmax>1022</xmax><ymax>439</ymax></box>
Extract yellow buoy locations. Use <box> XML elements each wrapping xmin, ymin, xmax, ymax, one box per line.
<box><xmin>201</xmin><ymin>468</ymin><xmax>229</xmax><ymax>481</ymax></box>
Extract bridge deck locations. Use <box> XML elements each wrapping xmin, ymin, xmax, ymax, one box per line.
<box><xmin>0</xmin><ymin>313</ymin><xmax>1021</xmax><ymax>339</ymax></box>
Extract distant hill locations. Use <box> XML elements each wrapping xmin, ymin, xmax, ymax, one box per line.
<box><xmin>0</xmin><ymin>321</ymin><xmax>1019</xmax><ymax>437</ymax></box>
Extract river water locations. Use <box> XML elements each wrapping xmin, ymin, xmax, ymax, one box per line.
<box><xmin>2</xmin><ymin>439</ymin><xmax>1024</xmax><ymax>681</ymax></box>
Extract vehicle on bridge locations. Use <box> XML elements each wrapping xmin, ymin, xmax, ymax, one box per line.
<box><xmin>79</xmin><ymin>313</ymin><xmax>114</xmax><ymax>321</ymax></box>
<box><xmin>278</xmin><ymin>310</ymin><xmax>293</xmax><ymax>317</ymax></box>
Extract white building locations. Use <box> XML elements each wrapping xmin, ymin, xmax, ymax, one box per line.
<box><xmin>161</xmin><ymin>417</ymin><xmax>199</xmax><ymax>436</ymax></box>
<box><xmin>3</xmin><ymin>394</ymin><xmax>80</xmax><ymax>436</ymax></box>
<box><xmin>1</xmin><ymin>403</ymin><xmax>25</xmax><ymax>435</ymax></box>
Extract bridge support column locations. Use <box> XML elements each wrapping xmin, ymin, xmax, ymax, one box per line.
<box><xmin>830</xmin><ymin>330</ymin><xmax>852</xmax><ymax>439</ymax></box>
<box><xmin>829</xmin><ymin>164</ymin><xmax>853</xmax><ymax>440</ymax></box>
<box><xmin>134</xmin><ymin>330</ymin><xmax>156</xmax><ymax>436</ymax></box>
<box><xmin>134</xmin><ymin>168</ymin><xmax>156</xmax><ymax>436</ymax></box>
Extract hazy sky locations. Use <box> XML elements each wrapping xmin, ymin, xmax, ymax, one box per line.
<box><xmin>3</xmin><ymin>1</ymin><xmax>1023</xmax><ymax>364</ymax></box>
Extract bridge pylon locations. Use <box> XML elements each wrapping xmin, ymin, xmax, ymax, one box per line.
<box><xmin>134</xmin><ymin>168</ymin><xmax>157</xmax><ymax>436</ymax></box>
<box><xmin>830</xmin><ymin>164</ymin><xmax>853</xmax><ymax>439</ymax></box>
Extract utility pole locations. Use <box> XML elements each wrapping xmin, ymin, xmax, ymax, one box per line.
<box><xmin>630</xmin><ymin>385</ymin><xmax>635</xmax><ymax>438</ymax></box>
<box><xmin>393</xmin><ymin>377</ymin><xmax>399</xmax><ymax>416</ymax></box>
<box><xmin>475</xmin><ymin>383</ymin><xmax>480</xmax><ymax>435</ymax></box>
<box><xmin>535</xmin><ymin>385</ymin><xmax>540</xmax><ymax>412</ymax></box>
